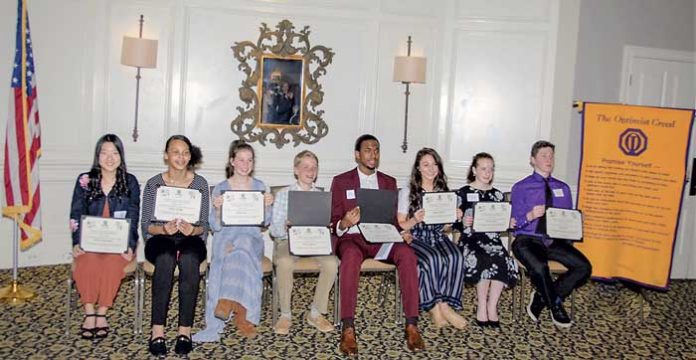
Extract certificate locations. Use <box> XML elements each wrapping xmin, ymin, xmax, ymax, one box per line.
<box><xmin>472</xmin><ymin>202</ymin><xmax>512</xmax><ymax>233</ymax></box>
<box><xmin>154</xmin><ymin>186</ymin><xmax>202</xmax><ymax>224</ymax></box>
<box><xmin>288</xmin><ymin>226</ymin><xmax>333</xmax><ymax>256</ymax></box>
<box><xmin>221</xmin><ymin>190</ymin><xmax>265</xmax><ymax>226</ymax></box>
<box><xmin>422</xmin><ymin>192</ymin><xmax>458</xmax><ymax>225</ymax></box>
<box><xmin>79</xmin><ymin>216</ymin><xmax>130</xmax><ymax>254</ymax></box>
<box><xmin>546</xmin><ymin>208</ymin><xmax>583</xmax><ymax>241</ymax></box>
<box><xmin>358</xmin><ymin>223</ymin><xmax>404</xmax><ymax>243</ymax></box>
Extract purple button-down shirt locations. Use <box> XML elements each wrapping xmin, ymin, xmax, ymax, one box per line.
<box><xmin>511</xmin><ymin>172</ymin><xmax>573</xmax><ymax>245</ymax></box>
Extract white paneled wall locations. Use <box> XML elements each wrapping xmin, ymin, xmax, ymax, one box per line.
<box><xmin>0</xmin><ymin>0</ymin><xmax>563</xmax><ymax>268</ymax></box>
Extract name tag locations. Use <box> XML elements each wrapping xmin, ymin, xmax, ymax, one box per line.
<box><xmin>346</xmin><ymin>189</ymin><xmax>355</xmax><ymax>199</ymax></box>
<box><xmin>114</xmin><ymin>211</ymin><xmax>127</xmax><ymax>219</ymax></box>
<box><xmin>553</xmin><ymin>188</ymin><xmax>564</xmax><ymax>197</ymax></box>
<box><xmin>466</xmin><ymin>193</ymin><xmax>479</xmax><ymax>202</ymax></box>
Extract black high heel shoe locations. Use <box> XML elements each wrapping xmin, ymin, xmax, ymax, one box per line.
<box><xmin>174</xmin><ymin>334</ymin><xmax>193</xmax><ymax>355</ymax></box>
<box><xmin>148</xmin><ymin>336</ymin><xmax>167</xmax><ymax>357</ymax></box>
<box><xmin>475</xmin><ymin>319</ymin><xmax>489</xmax><ymax>327</ymax></box>
<box><xmin>80</xmin><ymin>314</ymin><xmax>96</xmax><ymax>340</ymax></box>
<box><xmin>487</xmin><ymin>320</ymin><xmax>500</xmax><ymax>328</ymax></box>
<box><xmin>94</xmin><ymin>314</ymin><xmax>109</xmax><ymax>339</ymax></box>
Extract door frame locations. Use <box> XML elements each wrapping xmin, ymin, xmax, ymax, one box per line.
<box><xmin>620</xmin><ymin>45</ymin><xmax>696</xmax><ymax>278</ymax></box>
<box><xmin>619</xmin><ymin>45</ymin><xmax>696</xmax><ymax>105</ymax></box>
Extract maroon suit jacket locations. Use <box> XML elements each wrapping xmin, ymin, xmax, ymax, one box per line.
<box><xmin>329</xmin><ymin>167</ymin><xmax>398</xmax><ymax>237</ymax></box>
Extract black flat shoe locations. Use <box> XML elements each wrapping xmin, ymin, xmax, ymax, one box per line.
<box><xmin>94</xmin><ymin>314</ymin><xmax>109</xmax><ymax>339</ymax></box>
<box><xmin>475</xmin><ymin>319</ymin><xmax>489</xmax><ymax>327</ymax></box>
<box><xmin>148</xmin><ymin>336</ymin><xmax>167</xmax><ymax>357</ymax></box>
<box><xmin>174</xmin><ymin>334</ymin><xmax>193</xmax><ymax>355</ymax></box>
<box><xmin>487</xmin><ymin>320</ymin><xmax>500</xmax><ymax>328</ymax></box>
<box><xmin>80</xmin><ymin>314</ymin><xmax>96</xmax><ymax>340</ymax></box>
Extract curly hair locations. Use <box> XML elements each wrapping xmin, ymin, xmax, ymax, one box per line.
<box><xmin>407</xmin><ymin>148</ymin><xmax>449</xmax><ymax>217</ymax></box>
<box><xmin>165</xmin><ymin>135</ymin><xmax>203</xmax><ymax>170</ymax></box>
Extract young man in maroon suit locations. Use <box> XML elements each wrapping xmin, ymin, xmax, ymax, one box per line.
<box><xmin>330</xmin><ymin>134</ymin><xmax>424</xmax><ymax>356</ymax></box>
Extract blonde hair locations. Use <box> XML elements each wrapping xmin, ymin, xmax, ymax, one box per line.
<box><xmin>293</xmin><ymin>150</ymin><xmax>319</xmax><ymax>180</ymax></box>
<box><xmin>293</xmin><ymin>150</ymin><xmax>319</xmax><ymax>168</ymax></box>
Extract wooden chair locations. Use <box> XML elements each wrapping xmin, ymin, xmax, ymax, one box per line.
<box><xmin>334</xmin><ymin>258</ymin><xmax>401</xmax><ymax>326</ymax></box>
<box><xmin>136</xmin><ymin>259</ymin><xmax>208</xmax><ymax>335</ymax></box>
<box><xmin>270</xmin><ymin>253</ymin><xmax>340</xmax><ymax>326</ymax></box>
<box><xmin>514</xmin><ymin>260</ymin><xmax>575</xmax><ymax>322</ymax></box>
<box><xmin>452</xmin><ymin>226</ymin><xmax>518</xmax><ymax>322</ymax></box>
<box><xmin>65</xmin><ymin>258</ymin><xmax>139</xmax><ymax>336</ymax></box>
<box><xmin>266</xmin><ymin>185</ymin><xmax>398</xmax><ymax>327</ymax></box>
<box><xmin>504</xmin><ymin>191</ymin><xmax>576</xmax><ymax>322</ymax></box>
<box><xmin>266</xmin><ymin>185</ymin><xmax>340</xmax><ymax>326</ymax></box>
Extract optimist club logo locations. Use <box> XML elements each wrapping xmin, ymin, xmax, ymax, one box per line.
<box><xmin>618</xmin><ymin>128</ymin><xmax>648</xmax><ymax>156</ymax></box>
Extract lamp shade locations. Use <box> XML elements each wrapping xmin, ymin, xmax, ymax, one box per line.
<box><xmin>393</xmin><ymin>56</ymin><xmax>426</xmax><ymax>84</ymax></box>
<box><xmin>121</xmin><ymin>36</ymin><xmax>158</xmax><ymax>68</ymax></box>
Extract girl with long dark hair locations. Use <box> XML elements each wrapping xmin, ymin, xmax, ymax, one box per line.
<box><xmin>69</xmin><ymin>134</ymin><xmax>140</xmax><ymax>340</ymax></box>
<box><xmin>397</xmin><ymin>148</ymin><xmax>468</xmax><ymax>329</ymax></box>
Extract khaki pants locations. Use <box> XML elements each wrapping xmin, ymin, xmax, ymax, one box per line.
<box><xmin>274</xmin><ymin>239</ymin><xmax>338</xmax><ymax>316</ymax></box>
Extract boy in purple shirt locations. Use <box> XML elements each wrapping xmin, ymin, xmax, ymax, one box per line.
<box><xmin>511</xmin><ymin>140</ymin><xmax>591</xmax><ymax>328</ymax></box>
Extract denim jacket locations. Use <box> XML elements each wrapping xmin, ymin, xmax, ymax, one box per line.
<box><xmin>69</xmin><ymin>172</ymin><xmax>141</xmax><ymax>251</ymax></box>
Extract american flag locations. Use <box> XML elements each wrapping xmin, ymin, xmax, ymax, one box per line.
<box><xmin>3</xmin><ymin>0</ymin><xmax>42</xmax><ymax>250</ymax></box>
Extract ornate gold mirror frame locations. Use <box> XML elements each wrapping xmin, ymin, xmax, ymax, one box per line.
<box><xmin>231</xmin><ymin>20</ymin><xmax>334</xmax><ymax>148</ymax></box>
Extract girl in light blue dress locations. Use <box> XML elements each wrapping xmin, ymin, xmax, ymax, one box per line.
<box><xmin>193</xmin><ymin>140</ymin><xmax>273</xmax><ymax>342</ymax></box>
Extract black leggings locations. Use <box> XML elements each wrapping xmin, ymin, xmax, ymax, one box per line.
<box><xmin>145</xmin><ymin>234</ymin><xmax>206</xmax><ymax>327</ymax></box>
<box><xmin>512</xmin><ymin>235</ymin><xmax>592</xmax><ymax>306</ymax></box>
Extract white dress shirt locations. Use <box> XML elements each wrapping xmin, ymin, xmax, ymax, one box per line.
<box><xmin>336</xmin><ymin>169</ymin><xmax>379</xmax><ymax>236</ymax></box>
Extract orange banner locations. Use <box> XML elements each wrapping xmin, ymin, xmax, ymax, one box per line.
<box><xmin>576</xmin><ymin>102</ymin><xmax>694</xmax><ymax>289</ymax></box>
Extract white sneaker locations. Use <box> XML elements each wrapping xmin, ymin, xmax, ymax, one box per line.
<box><xmin>527</xmin><ymin>290</ymin><xmax>544</xmax><ymax>323</ymax></box>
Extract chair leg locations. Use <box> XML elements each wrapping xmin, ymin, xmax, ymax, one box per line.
<box><xmin>394</xmin><ymin>271</ymin><xmax>402</xmax><ymax>326</ymax></box>
<box><xmin>511</xmin><ymin>279</ymin><xmax>516</xmax><ymax>322</ymax></box>
<box><xmin>132</xmin><ymin>271</ymin><xmax>139</xmax><ymax>335</ymax></box>
<box><xmin>519</xmin><ymin>270</ymin><xmax>526</xmax><ymax>321</ymax></box>
<box><xmin>334</xmin><ymin>274</ymin><xmax>341</xmax><ymax>327</ymax></box>
<box><xmin>570</xmin><ymin>291</ymin><xmax>575</xmax><ymax>322</ymax></box>
<box><xmin>65</xmin><ymin>277</ymin><xmax>73</xmax><ymax>337</ymax></box>
<box><xmin>201</xmin><ymin>271</ymin><xmax>207</xmax><ymax>316</ymax></box>
<box><xmin>138</xmin><ymin>268</ymin><xmax>146</xmax><ymax>335</ymax></box>
<box><xmin>271</xmin><ymin>270</ymin><xmax>279</xmax><ymax>327</ymax></box>
<box><xmin>376</xmin><ymin>273</ymin><xmax>387</xmax><ymax>306</ymax></box>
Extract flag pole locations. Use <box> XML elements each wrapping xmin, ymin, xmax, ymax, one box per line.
<box><xmin>0</xmin><ymin>215</ymin><xmax>35</xmax><ymax>304</ymax></box>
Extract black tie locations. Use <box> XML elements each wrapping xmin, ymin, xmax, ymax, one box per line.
<box><xmin>536</xmin><ymin>178</ymin><xmax>553</xmax><ymax>234</ymax></box>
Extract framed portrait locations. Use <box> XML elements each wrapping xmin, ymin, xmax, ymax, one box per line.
<box><xmin>258</xmin><ymin>55</ymin><xmax>304</xmax><ymax>127</ymax></box>
<box><xmin>231</xmin><ymin>20</ymin><xmax>334</xmax><ymax>148</ymax></box>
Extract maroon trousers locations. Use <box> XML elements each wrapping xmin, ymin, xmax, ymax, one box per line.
<box><xmin>336</xmin><ymin>233</ymin><xmax>419</xmax><ymax>320</ymax></box>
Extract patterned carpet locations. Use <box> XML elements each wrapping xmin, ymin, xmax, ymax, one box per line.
<box><xmin>0</xmin><ymin>264</ymin><xmax>695</xmax><ymax>359</ymax></box>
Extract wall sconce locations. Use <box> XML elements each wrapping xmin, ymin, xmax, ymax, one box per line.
<box><xmin>120</xmin><ymin>14</ymin><xmax>158</xmax><ymax>142</ymax></box>
<box><xmin>393</xmin><ymin>35</ymin><xmax>426</xmax><ymax>153</ymax></box>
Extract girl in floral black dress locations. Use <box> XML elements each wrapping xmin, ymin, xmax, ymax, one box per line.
<box><xmin>456</xmin><ymin>152</ymin><xmax>518</xmax><ymax>328</ymax></box>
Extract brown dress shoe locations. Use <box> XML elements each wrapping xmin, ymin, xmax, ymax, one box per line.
<box><xmin>339</xmin><ymin>327</ymin><xmax>358</xmax><ymax>356</ymax></box>
<box><xmin>405</xmin><ymin>324</ymin><xmax>425</xmax><ymax>352</ymax></box>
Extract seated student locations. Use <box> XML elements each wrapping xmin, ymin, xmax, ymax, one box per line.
<box><xmin>331</xmin><ymin>134</ymin><xmax>424</xmax><ymax>356</ymax></box>
<box><xmin>397</xmin><ymin>148</ymin><xmax>467</xmax><ymax>329</ymax></box>
<box><xmin>69</xmin><ymin>134</ymin><xmax>140</xmax><ymax>340</ymax></box>
<box><xmin>511</xmin><ymin>140</ymin><xmax>592</xmax><ymax>328</ymax></box>
<box><xmin>142</xmin><ymin>135</ymin><xmax>209</xmax><ymax>356</ymax></box>
<box><xmin>456</xmin><ymin>152</ymin><xmax>518</xmax><ymax>328</ymax></box>
<box><xmin>269</xmin><ymin>150</ymin><xmax>338</xmax><ymax>335</ymax></box>
<box><xmin>193</xmin><ymin>140</ymin><xmax>273</xmax><ymax>342</ymax></box>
